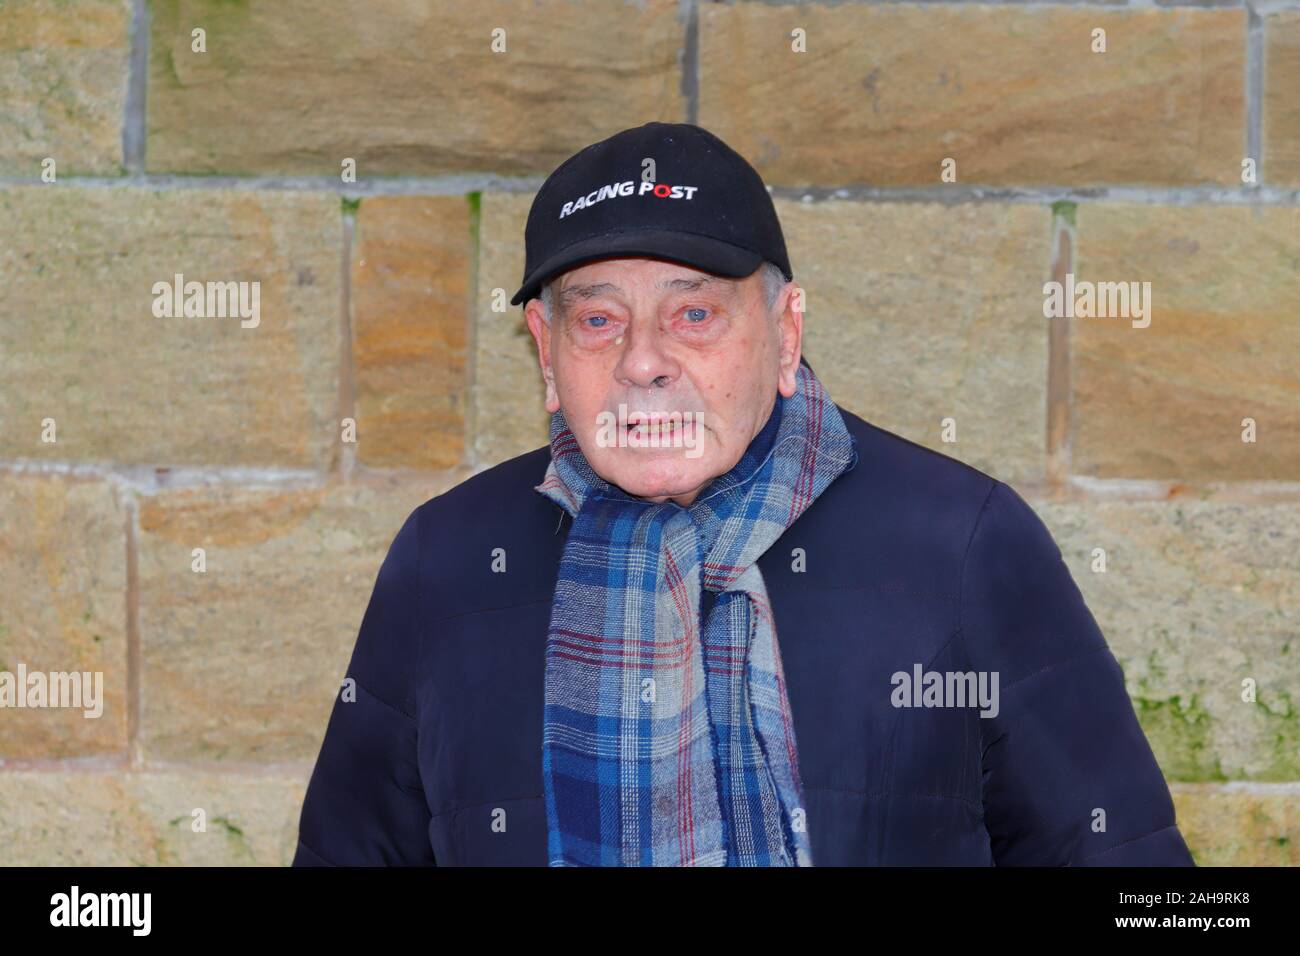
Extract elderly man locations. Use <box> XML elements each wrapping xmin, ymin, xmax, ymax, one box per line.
<box><xmin>293</xmin><ymin>122</ymin><xmax>1194</xmax><ymax>867</ymax></box>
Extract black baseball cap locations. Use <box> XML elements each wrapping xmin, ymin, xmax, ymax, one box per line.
<box><xmin>510</xmin><ymin>122</ymin><xmax>793</xmax><ymax>307</ymax></box>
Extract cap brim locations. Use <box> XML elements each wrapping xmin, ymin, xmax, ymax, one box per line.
<box><xmin>509</xmin><ymin>230</ymin><xmax>765</xmax><ymax>307</ymax></box>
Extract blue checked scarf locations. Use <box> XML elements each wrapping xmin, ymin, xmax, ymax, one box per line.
<box><xmin>533</xmin><ymin>361</ymin><xmax>857</xmax><ymax>866</ymax></box>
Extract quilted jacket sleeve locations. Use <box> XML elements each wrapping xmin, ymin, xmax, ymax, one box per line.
<box><xmin>292</xmin><ymin>506</ymin><xmax>437</xmax><ymax>866</ymax></box>
<box><xmin>961</xmin><ymin>481</ymin><xmax>1195</xmax><ymax>866</ymax></box>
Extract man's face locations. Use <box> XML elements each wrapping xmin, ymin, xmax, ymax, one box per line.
<box><xmin>524</xmin><ymin>256</ymin><xmax>803</xmax><ymax>507</ymax></box>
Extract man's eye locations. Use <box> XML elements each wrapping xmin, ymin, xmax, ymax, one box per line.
<box><xmin>583</xmin><ymin>314</ymin><xmax>609</xmax><ymax>329</ymax></box>
<box><xmin>684</xmin><ymin>308</ymin><xmax>709</xmax><ymax>323</ymax></box>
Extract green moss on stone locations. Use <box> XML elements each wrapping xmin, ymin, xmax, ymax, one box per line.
<box><xmin>1255</xmin><ymin>690</ymin><xmax>1300</xmax><ymax>779</ymax></box>
<box><xmin>1050</xmin><ymin>200</ymin><xmax>1077</xmax><ymax>228</ymax></box>
<box><xmin>1132</xmin><ymin>691</ymin><xmax>1227</xmax><ymax>781</ymax></box>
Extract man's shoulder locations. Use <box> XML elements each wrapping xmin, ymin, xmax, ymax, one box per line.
<box><xmin>832</xmin><ymin>405</ymin><xmax>1063</xmax><ymax>580</ymax></box>
<box><xmin>383</xmin><ymin>443</ymin><xmax>564</xmax><ymax>618</ymax></box>
<box><xmin>403</xmin><ymin>441</ymin><xmax>562</xmax><ymax>566</ymax></box>
<box><xmin>833</xmin><ymin>404</ymin><xmax>1000</xmax><ymax>516</ymax></box>
<box><xmin>809</xmin><ymin>407</ymin><xmax>1072</xmax><ymax>630</ymax></box>
<box><xmin>419</xmin><ymin>443</ymin><xmax>554</xmax><ymax>519</ymax></box>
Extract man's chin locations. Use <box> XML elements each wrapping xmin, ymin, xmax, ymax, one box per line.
<box><xmin>600</xmin><ymin>459</ymin><xmax>716</xmax><ymax>504</ymax></box>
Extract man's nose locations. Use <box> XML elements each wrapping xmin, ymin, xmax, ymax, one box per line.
<box><xmin>614</xmin><ymin>321</ymin><xmax>678</xmax><ymax>390</ymax></box>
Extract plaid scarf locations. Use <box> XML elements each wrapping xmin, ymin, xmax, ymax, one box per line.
<box><xmin>533</xmin><ymin>362</ymin><xmax>857</xmax><ymax>866</ymax></box>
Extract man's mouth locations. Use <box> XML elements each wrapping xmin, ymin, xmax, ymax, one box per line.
<box><xmin>625</xmin><ymin>413</ymin><xmax>683</xmax><ymax>430</ymax></box>
<box><xmin>624</xmin><ymin>414</ymin><xmax>695</xmax><ymax>440</ymax></box>
<box><xmin>618</xmin><ymin>408</ymin><xmax>702</xmax><ymax>442</ymax></box>
<box><xmin>594</xmin><ymin>406</ymin><xmax>706</xmax><ymax>457</ymax></box>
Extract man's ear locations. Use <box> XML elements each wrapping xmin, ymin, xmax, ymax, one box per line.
<box><xmin>774</xmin><ymin>282</ymin><xmax>804</xmax><ymax>398</ymax></box>
<box><xmin>524</xmin><ymin>301</ymin><xmax>561</xmax><ymax>413</ymax></box>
